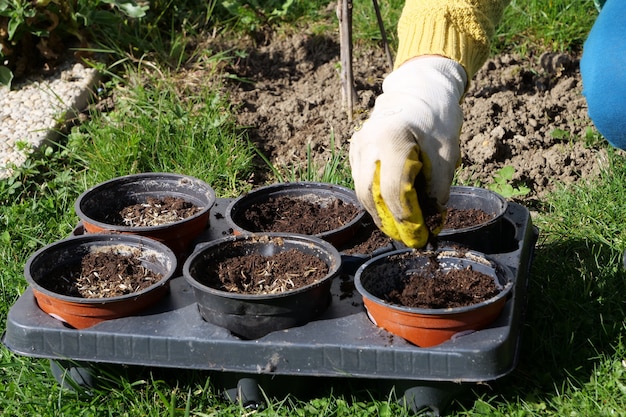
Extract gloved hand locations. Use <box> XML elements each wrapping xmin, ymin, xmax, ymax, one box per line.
<box><xmin>349</xmin><ymin>56</ymin><xmax>467</xmax><ymax>248</ymax></box>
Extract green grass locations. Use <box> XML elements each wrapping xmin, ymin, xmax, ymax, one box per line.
<box><xmin>2</xmin><ymin>1</ymin><xmax>622</xmax><ymax>416</ymax></box>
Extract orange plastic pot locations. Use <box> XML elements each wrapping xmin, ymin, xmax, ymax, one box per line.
<box><xmin>354</xmin><ymin>248</ymin><xmax>514</xmax><ymax>347</ymax></box>
<box><xmin>74</xmin><ymin>172</ymin><xmax>216</xmax><ymax>261</ymax></box>
<box><xmin>24</xmin><ymin>234</ymin><xmax>177</xmax><ymax>329</ymax></box>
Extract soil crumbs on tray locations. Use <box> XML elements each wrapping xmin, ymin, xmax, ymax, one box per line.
<box><xmin>49</xmin><ymin>252</ymin><xmax>164</xmax><ymax>298</ymax></box>
<box><xmin>120</xmin><ymin>196</ymin><xmax>200</xmax><ymax>227</ymax></box>
<box><xmin>240</xmin><ymin>195</ymin><xmax>360</xmax><ymax>234</ymax></box>
<box><xmin>204</xmin><ymin>248</ymin><xmax>329</xmax><ymax>295</ymax></box>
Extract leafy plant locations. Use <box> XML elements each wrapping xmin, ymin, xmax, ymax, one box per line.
<box><xmin>487</xmin><ymin>165</ymin><xmax>530</xmax><ymax>198</ymax></box>
<box><xmin>219</xmin><ymin>0</ymin><xmax>295</xmax><ymax>31</ymax></box>
<box><xmin>0</xmin><ymin>0</ymin><xmax>148</xmax><ymax>87</ymax></box>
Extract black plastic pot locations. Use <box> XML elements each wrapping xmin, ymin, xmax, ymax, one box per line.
<box><xmin>338</xmin><ymin>217</ymin><xmax>398</xmax><ymax>276</ymax></box>
<box><xmin>438</xmin><ymin>186</ymin><xmax>509</xmax><ymax>253</ymax></box>
<box><xmin>24</xmin><ymin>234</ymin><xmax>177</xmax><ymax>329</ymax></box>
<box><xmin>183</xmin><ymin>233</ymin><xmax>342</xmax><ymax>339</ymax></box>
<box><xmin>225</xmin><ymin>182</ymin><xmax>366</xmax><ymax>248</ymax></box>
<box><xmin>354</xmin><ymin>247</ymin><xmax>514</xmax><ymax>347</ymax></box>
<box><xmin>74</xmin><ymin>172</ymin><xmax>216</xmax><ymax>261</ymax></box>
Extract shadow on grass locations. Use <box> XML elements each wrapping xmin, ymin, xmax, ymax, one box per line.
<box><xmin>458</xmin><ymin>235</ymin><xmax>626</xmax><ymax>410</ymax></box>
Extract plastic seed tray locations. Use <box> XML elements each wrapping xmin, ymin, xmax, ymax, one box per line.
<box><xmin>3</xmin><ymin>198</ymin><xmax>538</xmax><ymax>414</ymax></box>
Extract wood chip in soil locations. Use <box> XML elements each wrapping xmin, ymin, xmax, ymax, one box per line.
<box><xmin>47</xmin><ymin>251</ymin><xmax>164</xmax><ymax>298</ymax></box>
<box><xmin>202</xmin><ymin>248</ymin><xmax>328</xmax><ymax>295</ymax></box>
<box><xmin>119</xmin><ymin>196</ymin><xmax>200</xmax><ymax>227</ymax></box>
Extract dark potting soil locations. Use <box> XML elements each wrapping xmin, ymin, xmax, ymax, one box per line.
<box><xmin>444</xmin><ymin>207</ymin><xmax>494</xmax><ymax>230</ymax></box>
<box><xmin>364</xmin><ymin>253</ymin><xmax>500</xmax><ymax>309</ymax></box>
<box><xmin>239</xmin><ymin>195</ymin><xmax>360</xmax><ymax>235</ymax></box>
<box><xmin>117</xmin><ymin>196</ymin><xmax>200</xmax><ymax>227</ymax></box>
<box><xmin>201</xmin><ymin>248</ymin><xmax>329</xmax><ymax>295</ymax></box>
<box><xmin>339</xmin><ymin>221</ymin><xmax>393</xmax><ymax>255</ymax></box>
<box><xmin>47</xmin><ymin>251</ymin><xmax>164</xmax><ymax>298</ymax></box>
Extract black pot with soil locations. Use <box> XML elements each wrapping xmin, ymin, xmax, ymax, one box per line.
<box><xmin>437</xmin><ymin>186</ymin><xmax>509</xmax><ymax>253</ymax></box>
<box><xmin>225</xmin><ymin>182</ymin><xmax>366</xmax><ymax>248</ymax></box>
<box><xmin>183</xmin><ymin>233</ymin><xmax>342</xmax><ymax>339</ymax></box>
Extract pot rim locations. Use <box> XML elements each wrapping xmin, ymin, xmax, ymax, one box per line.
<box><xmin>25</xmin><ymin>234</ymin><xmax>177</xmax><ymax>304</ymax></box>
<box><xmin>439</xmin><ymin>186</ymin><xmax>508</xmax><ymax>235</ymax></box>
<box><xmin>224</xmin><ymin>181</ymin><xmax>366</xmax><ymax>239</ymax></box>
<box><xmin>354</xmin><ymin>248</ymin><xmax>514</xmax><ymax>315</ymax></box>
<box><xmin>74</xmin><ymin>172</ymin><xmax>216</xmax><ymax>232</ymax></box>
<box><xmin>183</xmin><ymin>232</ymin><xmax>342</xmax><ymax>300</ymax></box>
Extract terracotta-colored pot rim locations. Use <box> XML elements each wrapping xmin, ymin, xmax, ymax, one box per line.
<box><xmin>24</xmin><ymin>234</ymin><xmax>177</xmax><ymax>304</ymax></box>
<box><xmin>224</xmin><ymin>181</ymin><xmax>366</xmax><ymax>240</ymax></box>
<box><xmin>354</xmin><ymin>248</ymin><xmax>514</xmax><ymax>315</ymax></box>
<box><xmin>183</xmin><ymin>232</ymin><xmax>341</xmax><ymax>301</ymax></box>
<box><xmin>439</xmin><ymin>185</ymin><xmax>508</xmax><ymax>235</ymax></box>
<box><xmin>75</xmin><ymin>172</ymin><xmax>216</xmax><ymax>233</ymax></box>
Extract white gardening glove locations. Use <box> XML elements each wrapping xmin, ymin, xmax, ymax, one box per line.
<box><xmin>349</xmin><ymin>56</ymin><xmax>467</xmax><ymax>248</ymax></box>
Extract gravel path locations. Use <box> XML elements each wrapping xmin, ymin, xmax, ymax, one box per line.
<box><xmin>0</xmin><ymin>60</ymin><xmax>99</xmax><ymax>179</ymax></box>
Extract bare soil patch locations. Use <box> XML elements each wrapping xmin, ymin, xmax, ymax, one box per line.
<box><xmin>214</xmin><ymin>26</ymin><xmax>615</xmax><ymax>208</ymax></box>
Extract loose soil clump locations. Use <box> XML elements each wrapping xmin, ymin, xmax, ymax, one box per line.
<box><xmin>119</xmin><ymin>196</ymin><xmax>200</xmax><ymax>227</ymax></box>
<box><xmin>47</xmin><ymin>251</ymin><xmax>164</xmax><ymax>298</ymax></box>
<box><xmin>239</xmin><ymin>195</ymin><xmax>360</xmax><ymax>235</ymax></box>
<box><xmin>365</xmin><ymin>253</ymin><xmax>500</xmax><ymax>309</ymax></box>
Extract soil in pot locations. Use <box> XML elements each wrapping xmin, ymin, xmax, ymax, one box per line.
<box><xmin>443</xmin><ymin>208</ymin><xmax>494</xmax><ymax>231</ymax></box>
<box><xmin>45</xmin><ymin>251</ymin><xmax>165</xmax><ymax>299</ymax></box>
<box><xmin>202</xmin><ymin>247</ymin><xmax>329</xmax><ymax>295</ymax></box>
<box><xmin>237</xmin><ymin>195</ymin><xmax>360</xmax><ymax>235</ymax></box>
<box><xmin>375</xmin><ymin>253</ymin><xmax>501</xmax><ymax>309</ymax></box>
<box><xmin>355</xmin><ymin>249</ymin><xmax>513</xmax><ymax>347</ymax></box>
<box><xmin>117</xmin><ymin>196</ymin><xmax>201</xmax><ymax>227</ymax></box>
<box><xmin>338</xmin><ymin>221</ymin><xmax>394</xmax><ymax>256</ymax></box>
<box><xmin>184</xmin><ymin>234</ymin><xmax>341</xmax><ymax>339</ymax></box>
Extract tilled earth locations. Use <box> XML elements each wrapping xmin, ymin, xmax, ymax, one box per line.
<box><xmin>220</xmin><ymin>29</ymin><xmax>614</xmax><ymax>209</ymax></box>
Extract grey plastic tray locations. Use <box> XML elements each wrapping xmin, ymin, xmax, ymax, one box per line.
<box><xmin>3</xmin><ymin>198</ymin><xmax>537</xmax><ymax>413</ymax></box>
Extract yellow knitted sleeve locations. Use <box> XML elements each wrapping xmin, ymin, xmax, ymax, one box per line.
<box><xmin>395</xmin><ymin>0</ymin><xmax>510</xmax><ymax>79</ymax></box>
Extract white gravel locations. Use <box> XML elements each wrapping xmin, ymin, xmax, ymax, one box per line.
<box><xmin>0</xmin><ymin>60</ymin><xmax>99</xmax><ymax>179</ymax></box>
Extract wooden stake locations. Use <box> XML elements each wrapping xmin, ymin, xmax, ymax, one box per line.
<box><xmin>372</xmin><ymin>0</ymin><xmax>394</xmax><ymax>70</ymax></box>
<box><xmin>337</xmin><ymin>0</ymin><xmax>356</xmax><ymax>121</ymax></box>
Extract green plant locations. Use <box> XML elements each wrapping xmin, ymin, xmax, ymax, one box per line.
<box><xmin>256</xmin><ymin>128</ymin><xmax>352</xmax><ymax>187</ymax></box>
<box><xmin>487</xmin><ymin>165</ymin><xmax>530</xmax><ymax>198</ymax></box>
<box><xmin>0</xmin><ymin>0</ymin><xmax>148</xmax><ymax>87</ymax></box>
<box><xmin>219</xmin><ymin>0</ymin><xmax>295</xmax><ymax>31</ymax></box>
